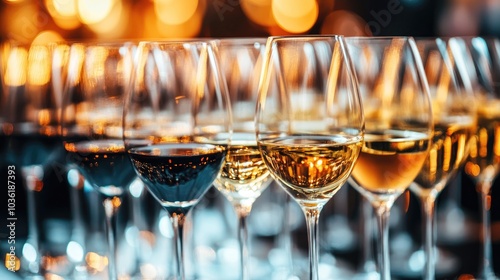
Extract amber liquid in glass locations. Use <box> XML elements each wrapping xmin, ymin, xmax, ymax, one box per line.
<box><xmin>351</xmin><ymin>130</ymin><xmax>430</xmax><ymax>194</ymax></box>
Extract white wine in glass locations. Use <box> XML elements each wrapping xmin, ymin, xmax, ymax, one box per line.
<box><xmin>346</xmin><ymin>36</ymin><xmax>433</xmax><ymax>280</ymax></box>
<box><xmin>460</xmin><ymin>37</ymin><xmax>500</xmax><ymax>280</ymax></box>
<box><xmin>409</xmin><ymin>37</ymin><xmax>476</xmax><ymax>280</ymax></box>
<box><xmin>256</xmin><ymin>35</ymin><xmax>364</xmax><ymax>280</ymax></box>
<box><xmin>211</xmin><ymin>38</ymin><xmax>273</xmax><ymax>280</ymax></box>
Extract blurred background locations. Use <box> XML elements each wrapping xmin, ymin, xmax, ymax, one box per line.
<box><xmin>1</xmin><ymin>0</ymin><xmax>500</xmax><ymax>279</ymax></box>
<box><xmin>0</xmin><ymin>0</ymin><xmax>499</xmax><ymax>44</ymax></box>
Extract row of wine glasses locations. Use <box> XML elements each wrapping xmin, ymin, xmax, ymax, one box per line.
<box><xmin>410</xmin><ymin>37</ymin><xmax>475</xmax><ymax>280</ymax></box>
<box><xmin>461</xmin><ymin>37</ymin><xmax>500</xmax><ymax>280</ymax></box>
<box><xmin>1</xmin><ymin>41</ymin><xmax>72</xmax><ymax>278</ymax></box>
<box><xmin>1</xmin><ymin>35</ymin><xmax>498</xmax><ymax>280</ymax></box>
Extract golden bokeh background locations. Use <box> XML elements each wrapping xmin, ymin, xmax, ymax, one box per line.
<box><xmin>0</xmin><ymin>0</ymin><xmax>405</xmax><ymax>44</ymax></box>
<box><xmin>1</xmin><ymin>0</ymin><xmax>495</xmax><ymax>44</ymax></box>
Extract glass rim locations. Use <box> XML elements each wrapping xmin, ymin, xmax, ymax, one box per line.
<box><xmin>210</xmin><ymin>37</ymin><xmax>268</xmax><ymax>46</ymax></box>
<box><xmin>267</xmin><ymin>34</ymin><xmax>345</xmax><ymax>41</ymax></box>
<box><xmin>136</xmin><ymin>39</ymin><xmax>211</xmax><ymax>50</ymax></box>
<box><xmin>344</xmin><ymin>35</ymin><xmax>414</xmax><ymax>42</ymax></box>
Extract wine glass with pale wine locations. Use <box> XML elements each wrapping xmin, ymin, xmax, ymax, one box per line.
<box><xmin>460</xmin><ymin>36</ymin><xmax>500</xmax><ymax>280</ymax></box>
<box><xmin>210</xmin><ymin>37</ymin><xmax>273</xmax><ymax>280</ymax></box>
<box><xmin>345</xmin><ymin>36</ymin><xmax>433</xmax><ymax>280</ymax></box>
<box><xmin>256</xmin><ymin>35</ymin><xmax>364</xmax><ymax>280</ymax></box>
<box><xmin>408</xmin><ymin>37</ymin><xmax>476</xmax><ymax>280</ymax></box>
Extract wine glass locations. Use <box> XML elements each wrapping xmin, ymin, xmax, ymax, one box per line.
<box><xmin>256</xmin><ymin>35</ymin><xmax>364</xmax><ymax>280</ymax></box>
<box><xmin>459</xmin><ymin>37</ymin><xmax>500</xmax><ymax>280</ymax></box>
<box><xmin>408</xmin><ymin>37</ymin><xmax>476</xmax><ymax>280</ymax></box>
<box><xmin>1</xmin><ymin>41</ymin><xmax>71</xmax><ymax>278</ymax></box>
<box><xmin>345</xmin><ymin>36</ymin><xmax>433</xmax><ymax>280</ymax></box>
<box><xmin>210</xmin><ymin>37</ymin><xmax>273</xmax><ymax>280</ymax></box>
<box><xmin>61</xmin><ymin>41</ymin><xmax>137</xmax><ymax>280</ymax></box>
<box><xmin>123</xmin><ymin>40</ymin><xmax>232</xmax><ymax>280</ymax></box>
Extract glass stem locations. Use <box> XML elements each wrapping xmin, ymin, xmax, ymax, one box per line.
<box><xmin>69</xmin><ymin>173</ymin><xmax>86</xmax><ymax>268</ymax></box>
<box><xmin>236</xmin><ymin>205</ymin><xmax>251</xmax><ymax>280</ymax></box>
<box><xmin>22</xmin><ymin>166</ymin><xmax>43</xmax><ymax>274</ymax></box>
<box><xmin>360</xmin><ymin>197</ymin><xmax>376</xmax><ymax>273</ymax></box>
<box><xmin>103</xmin><ymin>197</ymin><xmax>121</xmax><ymax>280</ymax></box>
<box><xmin>281</xmin><ymin>194</ymin><xmax>294</xmax><ymax>275</ymax></box>
<box><xmin>374</xmin><ymin>202</ymin><xmax>391</xmax><ymax>280</ymax></box>
<box><xmin>171</xmin><ymin>212</ymin><xmax>186</xmax><ymax>280</ymax></box>
<box><xmin>479</xmin><ymin>180</ymin><xmax>495</xmax><ymax>279</ymax></box>
<box><xmin>421</xmin><ymin>194</ymin><xmax>436</xmax><ymax>280</ymax></box>
<box><xmin>130</xmin><ymin>180</ymin><xmax>147</xmax><ymax>275</ymax></box>
<box><xmin>304</xmin><ymin>206</ymin><xmax>322</xmax><ymax>280</ymax></box>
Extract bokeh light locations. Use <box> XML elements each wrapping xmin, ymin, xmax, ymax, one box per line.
<box><xmin>240</xmin><ymin>0</ymin><xmax>275</xmax><ymax>27</ymax></box>
<box><xmin>52</xmin><ymin>0</ymin><xmax>77</xmax><ymax>17</ymax></box>
<box><xmin>4</xmin><ymin>46</ymin><xmax>28</xmax><ymax>87</ymax></box>
<box><xmin>32</xmin><ymin>30</ymin><xmax>64</xmax><ymax>44</ymax></box>
<box><xmin>86</xmin><ymin>0</ymin><xmax>128</xmax><ymax>38</ymax></box>
<box><xmin>77</xmin><ymin>0</ymin><xmax>114</xmax><ymax>25</ymax></box>
<box><xmin>272</xmin><ymin>0</ymin><xmax>318</xmax><ymax>33</ymax></box>
<box><xmin>154</xmin><ymin>0</ymin><xmax>205</xmax><ymax>38</ymax></box>
<box><xmin>154</xmin><ymin>0</ymin><xmax>198</xmax><ymax>25</ymax></box>
<box><xmin>45</xmin><ymin>0</ymin><xmax>81</xmax><ymax>30</ymax></box>
<box><xmin>321</xmin><ymin>10</ymin><xmax>370</xmax><ymax>36</ymax></box>
<box><xmin>27</xmin><ymin>45</ymin><xmax>50</xmax><ymax>86</ymax></box>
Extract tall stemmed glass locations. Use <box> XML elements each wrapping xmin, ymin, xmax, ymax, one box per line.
<box><xmin>211</xmin><ymin>38</ymin><xmax>272</xmax><ymax>280</ymax></box>
<box><xmin>61</xmin><ymin>42</ymin><xmax>137</xmax><ymax>280</ymax></box>
<box><xmin>1</xmin><ymin>41</ymin><xmax>70</xmax><ymax>277</ymax></box>
<box><xmin>460</xmin><ymin>37</ymin><xmax>500</xmax><ymax>280</ymax></box>
<box><xmin>256</xmin><ymin>35</ymin><xmax>364</xmax><ymax>280</ymax></box>
<box><xmin>346</xmin><ymin>37</ymin><xmax>433</xmax><ymax>280</ymax></box>
<box><xmin>410</xmin><ymin>37</ymin><xmax>476</xmax><ymax>280</ymax></box>
<box><xmin>123</xmin><ymin>40</ymin><xmax>232</xmax><ymax>280</ymax></box>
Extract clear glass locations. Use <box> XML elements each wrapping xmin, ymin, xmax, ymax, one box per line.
<box><xmin>459</xmin><ymin>37</ymin><xmax>500</xmax><ymax>280</ymax></box>
<box><xmin>345</xmin><ymin>37</ymin><xmax>433</xmax><ymax>280</ymax></box>
<box><xmin>256</xmin><ymin>35</ymin><xmax>364</xmax><ymax>280</ymax></box>
<box><xmin>1</xmin><ymin>42</ymin><xmax>71</xmax><ymax>278</ymax></box>
<box><xmin>210</xmin><ymin>38</ymin><xmax>273</xmax><ymax>280</ymax></box>
<box><xmin>61</xmin><ymin>42</ymin><xmax>138</xmax><ymax>280</ymax></box>
<box><xmin>123</xmin><ymin>40</ymin><xmax>232</xmax><ymax>280</ymax></box>
<box><xmin>348</xmin><ymin>179</ymin><xmax>379</xmax><ymax>280</ymax></box>
<box><xmin>409</xmin><ymin>37</ymin><xmax>476</xmax><ymax>280</ymax></box>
